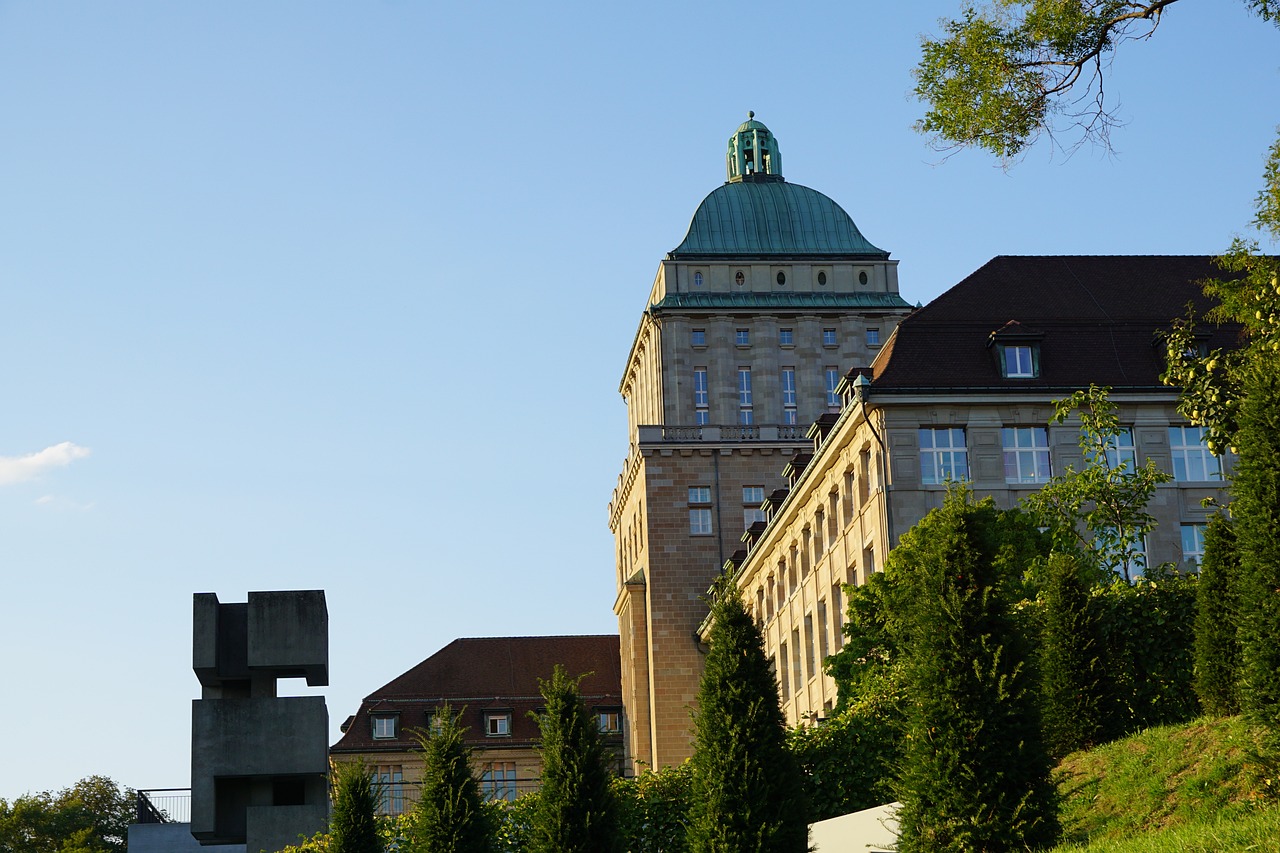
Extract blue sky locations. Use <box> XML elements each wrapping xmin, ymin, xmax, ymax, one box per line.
<box><xmin>0</xmin><ymin>2</ymin><xmax>1276</xmax><ymax>798</ymax></box>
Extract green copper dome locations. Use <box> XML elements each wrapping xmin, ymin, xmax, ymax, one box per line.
<box><xmin>672</xmin><ymin>114</ymin><xmax>887</xmax><ymax>258</ymax></box>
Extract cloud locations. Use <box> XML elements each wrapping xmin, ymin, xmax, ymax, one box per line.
<box><xmin>0</xmin><ymin>442</ymin><xmax>91</xmax><ymax>486</ymax></box>
<box><xmin>34</xmin><ymin>494</ymin><xmax>95</xmax><ymax>511</ymax></box>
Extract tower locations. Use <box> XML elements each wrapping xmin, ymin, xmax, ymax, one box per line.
<box><xmin>609</xmin><ymin>115</ymin><xmax>913</xmax><ymax>769</ymax></box>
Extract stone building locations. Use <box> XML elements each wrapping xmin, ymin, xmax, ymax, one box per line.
<box><xmin>609</xmin><ymin>114</ymin><xmax>914</xmax><ymax>770</ymax></box>
<box><xmin>329</xmin><ymin>635</ymin><xmax>624</xmax><ymax>811</ymax></box>
<box><xmin>718</xmin><ymin>255</ymin><xmax>1235</xmax><ymax>726</ymax></box>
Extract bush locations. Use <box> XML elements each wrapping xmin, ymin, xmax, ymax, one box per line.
<box><xmin>1194</xmin><ymin>513</ymin><xmax>1242</xmax><ymax>716</ymax></box>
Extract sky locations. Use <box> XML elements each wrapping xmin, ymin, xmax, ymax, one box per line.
<box><xmin>0</xmin><ymin>1</ymin><xmax>1276</xmax><ymax>799</ymax></box>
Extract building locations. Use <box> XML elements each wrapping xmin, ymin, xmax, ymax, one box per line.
<box><xmin>330</xmin><ymin>635</ymin><xmax>624</xmax><ymax>810</ymax></box>
<box><xmin>609</xmin><ymin>114</ymin><xmax>915</xmax><ymax>770</ymax></box>
<box><xmin>719</xmin><ymin>255</ymin><xmax>1236</xmax><ymax>726</ymax></box>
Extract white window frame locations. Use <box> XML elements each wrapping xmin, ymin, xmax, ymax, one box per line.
<box><xmin>825</xmin><ymin>367</ymin><xmax>840</xmax><ymax>408</ymax></box>
<box><xmin>693</xmin><ymin>367</ymin><xmax>709</xmax><ymax>425</ymax></box>
<box><xmin>1002</xmin><ymin>345</ymin><xmax>1036</xmax><ymax>378</ymax></box>
<box><xmin>689</xmin><ymin>508</ymin><xmax>713</xmax><ymax>535</ymax></box>
<box><xmin>919</xmin><ymin>427</ymin><xmax>969</xmax><ymax>484</ymax></box>
<box><xmin>781</xmin><ymin>368</ymin><xmax>797</xmax><ymax>424</ymax></box>
<box><xmin>1181</xmin><ymin>523</ymin><xmax>1207</xmax><ymax>566</ymax></box>
<box><xmin>738</xmin><ymin>367</ymin><xmax>753</xmax><ymax>424</ymax></box>
<box><xmin>822</xmin><ymin>328</ymin><xmax>837</xmax><ymax>347</ymax></box>
<box><xmin>371</xmin><ymin>715</ymin><xmax>397</xmax><ymax>739</ymax></box>
<box><xmin>743</xmin><ymin>485</ymin><xmax>766</xmax><ymax>526</ymax></box>
<box><xmin>1096</xmin><ymin>428</ymin><xmax>1137</xmax><ymax>470</ymax></box>
<box><xmin>1169</xmin><ymin>426</ymin><xmax>1223</xmax><ymax>481</ymax></box>
<box><xmin>866</xmin><ymin>327</ymin><xmax>881</xmax><ymax>346</ymax></box>
<box><xmin>735</xmin><ymin>328</ymin><xmax>750</xmax><ymax>346</ymax></box>
<box><xmin>1002</xmin><ymin>427</ymin><xmax>1051</xmax><ymax>483</ymax></box>
<box><xmin>485</xmin><ymin>712</ymin><xmax>512</xmax><ymax>737</ymax></box>
<box><xmin>597</xmin><ymin>710</ymin><xmax>622</xmax><ymax>733</ymax></box>
<box><xmin>691</xmin><ymin>328</ymin><xmax>706</xmax><ymax>347</ymax></box>
<box><xmin>779</xmin><ymin>328</ymin><xmax>794</xmax><ymax>346</ymax></box>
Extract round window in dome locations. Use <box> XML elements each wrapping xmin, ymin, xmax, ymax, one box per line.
<box><xmin>694</xmin><ymin>272</ymin><xmax>703</xmax><ymax>287</ymax></box>
<box><xmin>776</xmin><ymin>271</ymin><xmax>786</xmax><ymax>286</ymax></box>
<box><xmin>859</xmin><ymin>270</ymin><xmax>869</xmax><ymax>285</ymax></box>
<box><xmin>735</xmin><ymin>271</ymin><xmax>745</xmax><ymax>287</ymax></box>
<box><xmin>817</xmin><ymin>271</ymin><xmax>827</xmax><ymax>286</ymax></box>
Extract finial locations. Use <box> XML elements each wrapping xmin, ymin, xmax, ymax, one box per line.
<box><xmin>747</xmin><ymin>110</ymin><xmax>754</xmax><ymax>120</ymax></box>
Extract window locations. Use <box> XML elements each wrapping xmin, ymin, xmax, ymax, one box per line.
<box><xmin>485</xmin><ymin>712</ymin><xmax>512</xmax><ymax>736</ymax></box>
<box><xmin>735</xmin><ymin>270</ymin><xmax>745</xmax><ymax>286</ymax></box>
<box><xmin>1169</xmin><ymin>426</ymin><xmax>1223</xmax><ymax>481</ymax></box>
<box><xmin>805</xmin><ymin>614</ymin><xmax>816</xmax><ymax>679</ymax></box>
<box><xmin>779</xmin><ymin>328</ymin><xmax>794</xmax><ymax>346</ymax></box>
<box><xmin>919</xmin><ymin>428</ymin><xmax>969</xmax><ymax>484</ymax></box>
<box><xmin>1000</xmin><ymin>345</ymin><xmax>1037</xmax><ymax>378</ymax></box>
<box><xmin>776</xmin><ymin>271</ymin><xmax>786</xmax><ymax>286</ymax></box>
<box><xmin>791</xmin><ymin>628</ymin><xmax>803</xmax><ymax>691</ymax></box>
<box><xmin>691</xmin><ymin>328</ymin><xmax>706</xmax><ymax>347</ymax></box>
<box><xmin>781</xmin><ymin>368</ymin><xmax>797</xmax><ymax>424</ymax></box>
<box><xmin>825</xmin><ymin>367</ymin><xmax>840</xmax><ymax>409</ymax></box>
<box><xmin>1182</xmin><ymin>523</ymin><xmax>1207</xmax><ymax>566</ymax></box>
<box><xmin>1101</xmin><ymin>528</ymin><xmax>1147</xmax><ymax>578</ymax></box>
<box><xmin>371</xmin><ymin>715</ymin><xmax>397</xmax><ymax>739</ymax></box>
<box><xmin>778</xmin><ymin>641</ymin><xmax>790</xmax><ymax>699</ymax></box>
<box><xmin>866</xmin><ymin>327</ymin><xmax>880</xmax><ymax>346</ymax></box>
<box><xmin>1002</xmin><ymin>427</ymin><xmax>1051</xmax><ymax>483</ymax></box>
<box><xmin>743</xmin><ymin>485</ymin><xmax>766</xmax><ymax>526</ymax></box>
<box><xmin>597</xmin><ymin>710</ymin><xmax>622</xmax><ymax>733</ymax></box>
<box><xmin>822</xmin><ymin>328</ymin><xmax>837</xmax><ymax>347</ymax></box>
<box><xmin>736</xmin><ymin>328</ymin><xmax>750</xmax><ymax>346</ymax></box>
<box><xmin>481</xmin><ymin>762</ymin><xmax>518</xmax><ymax>802</ymax></box>
<box><xmin>373</xmin><ymin>766</ymin><xmax>404</xmax><ymax>815</ymax></box>
<box><xmin>817</xmin><ymin>270</ymin><xmax>827</xmax><ymax>286</ymax></box>
<box><xmin>693</xmin><ymin>271</ymin><xmax>703</xmax><ymax>287</ymax></box>
<box><xmin>689</xmin><ymin>486</ymin><xmax>711</xmax><ymax>503</ymax></box>
<box><xmin>738</xmin><ymin>368</ymin><xmax>753</xmax><ymax>424</ymax></box>
<box><xmin>858</xmin><ymin>270</ymin><xmax>869</xmax><ymax>285</ymax></box>
<box><xmin>817</xmin><ymin>601</ymin><xmax>830</xmax><ymax>662</ymax></box>
<box><xmin>693</xmin><ymin>368</ymin><xmax>709</xmax><ymax>425</ymax></box>
<box><xmin>689</xmin><ymin>486</ymin><xmax>712</xmax><ymax>535</ymax></box>
<box><xmin>1096</xmin><ymin>428</ymin><xmax>1137</xmax><ymax>470</ymax></box>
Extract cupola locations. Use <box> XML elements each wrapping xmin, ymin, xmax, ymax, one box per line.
<box><xmin>726</xmin><ymin>111</ymin><xmax>783</xmax><ymax>183</ymax></box>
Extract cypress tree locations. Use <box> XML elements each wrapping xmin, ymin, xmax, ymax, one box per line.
<box><xmin>1039</xmin><ymin>552</ymin><xmax>1108</xmax><ymax>758</ymax></box>
<box><xmin>688</xmin><ymin>576</ymin><xmax>808</xmax><ymax>853</ymax></box>
<box><xmin>891</xmin><ymin>490</ymin><xmax>1058</xmax><ymax>853</ymax></box>
<box><xmin>1193</xmin><ymin>513</ymin><xmax>1242</xmax><ymax>716</ymax></box>
<box><xmin>330</xmin><ymin>760</ymin><xmax>384</xmax><ymax>853</ymax></box>
<box><xmin>528</xmin><ymin>665</ymin><xmax>621</xmax><ymax>853</ymax></box>
<box><xmin>408</xmin><ymin>706</ymin><xmax>495</xmax><ymax>853</ymax></box>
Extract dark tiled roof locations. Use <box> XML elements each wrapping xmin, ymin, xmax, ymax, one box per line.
<box><xmin>871</xmin><ymin>256</ymin><xmax>1242</xmax><ymax>392</ymax></box>
<box><xmin>330</xmin><ymin>635</ymin><xmax>622</xmax><ymax>754</ymax></box>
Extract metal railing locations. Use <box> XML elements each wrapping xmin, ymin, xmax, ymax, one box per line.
<box><xmin>135</xmin><ymin>788</ymin><xmax>191</xmax><ymax>824</ymax></box>
<box><xmin>649</xmin><ymin>423</ymin><xmax>806</xmax><ymax>443</ymax></box>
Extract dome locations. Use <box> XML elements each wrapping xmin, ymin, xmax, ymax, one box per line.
<box><xmin>671</xmin><ymin>180</ymin><xmax>887</xmax><ymax>257</ymax></box>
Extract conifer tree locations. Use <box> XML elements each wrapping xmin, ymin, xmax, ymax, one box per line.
<box><xmin>330</xmin><ymin>760</ymin><xmax>385</xmax><ymax>853</ymax></box>
<box><xmin>408</xmin><ymin>706</ymin><xmax>495</xmax><ymax>853</ymax></box>
<box><xmin>1193</xmin><ymin>513</ymin><xmax>1242</xmax><ymax>716</ymax></box>
<box><xmin>688</xmin><ymin>576</ymin><xmax>808</xmax><ymax>853</ymax></box>
<box><xmin>891</xmin><ymin>489</ymin><xmax>1058</xmax><ymax>853</ymax></box>
<box><xmin>528</xmin><ymin>665</ymin><xmax>621</xmax><ymax>853</ymax></box>
<box><xmin>1039</xmin><ymin>552</ymin><xmax>1108</xmax><ymax>758</ymax></box>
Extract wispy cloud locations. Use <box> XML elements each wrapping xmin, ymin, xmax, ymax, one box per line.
<box><xmin>34</xmin><ymin>494</ymin><xmax>95</xmax><ymax>511</ymax></box>
<box><xmin>0</xmin><ymin>442</ymin><xmax>91</xmax><ymax>486</ymax></box>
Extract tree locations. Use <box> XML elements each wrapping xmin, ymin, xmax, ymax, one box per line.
<box><xmin>408</xmin><ymin>706</ymin><xmax>495</xmax><ymax>853</ymax></box>
<box><xmin>0</xmin><ymin>776</ymin><xmax>133</xmax><ymax>853</ymax></box>
<box><xmin>1193</xmin><ymin>512</ymin><xmax>1242</xmax><ymax>716</ymax></box>
<box><xmin>1038</xmin><ymin>553</ymin><xmax>1109</xmax><ymax>758</ymax></box>
<box><xmin>914</xmin><ymin>1</ymin><xmax>1279</xmax><ymax>159</ymax></box>
<box><xmin>330</xmin><ymin>760</ymin><xmax>384</xmax><ymax>853</ymax></box>
<box><xmin>528</xmin><ymin>665</ymin><xmax>621</xmax><ymax>853</ymax></box>
<box><xmin>613</xmin><ymin>763</ymin><xmax>693</xmax><ymax>853</ymax></box>
<box><xmin>889</xmin><ymin>489</ymin><xmax>1058</xmax><ymax>853</ymax></box>
<box><xmin>687</xmin><ymin>575</ymin><xmax>808</xmax><ymax>853</ymax></box>
<box><xmin>1022</xmin><ymin>385</ymin><xmax>1172</xmax><ymax>583</ymax></box>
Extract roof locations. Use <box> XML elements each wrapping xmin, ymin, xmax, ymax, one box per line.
<box><xmin>650</xmin><ymin>291</ymin><xmax>911</xmax><ymax>313</ymax></box>
<box><xmin>870</xmin><ymin>256</ymin><xmax>1242</xmax><ymax>393</ymax></box>
<box><xmin>670</xmin><ymin>180</ymin><xmax>888</xmax><ymax>258</ymax></box>
<box><xmin>330</xmin><ymin>635</ymin><xmax>622</xmax><ymax>754</ymax></box>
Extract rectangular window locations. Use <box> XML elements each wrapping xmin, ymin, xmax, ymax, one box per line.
<box><xmin>778</xmin><ymin>641</ymin><xmax>790</xmax><ymax>700</ymax></box>
<box><xmin>689</xmin><ymin>486</ymin><xmax>711</xmax><ymax>504</ymax></box>
<box><xmin>919</xmin><ymin>427</ymin><xmax>969</xmax><ymax>484</ymax></box>
<box><xmin>373</xmin><ymin>766</ymin><xmax>404</xmax><ymax>816</ymax></box>
<box><xmin>736</xmin><ymin>328</ymin><xmax>750</xmax><ymax>346</ymax></box>
<box><xmin>693</xmin><ymin>367</ymin><xmax>709</xmax><ymax>425</ymax></box>
<box><xmin>691</xmin><ymin>328</ymin><xmax>706</xmax><ymax>347</ymax></box>
<box><xmin>742</xmin><ymin>485</ymin><xmax>766</xmax><ymax>527</ymax></box>
<box><xmin>1169</xmin><ymin>426</ymin><xmax>1223</xmax><ymax>481</ymax></box>
<box><xmin>1101</xmin><ymin>528</ymin><xmax>1147</xmax><ymax>578</ymax></box>
<box><xmin>781</xmin><ymin>368</ymin><xmax>797</xmax><ymax>424</ymax></box>
<box><xmin>822</xmin><ymin>328</ymin><xmax>837</xmax><ymax>347</ymax></box>
<box><xmin>1097</xmin><ymin>428</ymin><xmax>1137</xmax><ymax>470</ymax></box>
<box><xmin>485</xmin><ymin>712</ymin><xmax>512</xmax><ymax>736</ymax></box>
<box><xmin>371</xmin><ymin>715</ymin><xmax>397</xmax><ymax>739</ymax></box>
<box><xmin>1182</xmin><ymin>523</ymin><xmax>1207</xmax><ymax>566</ymax></box>
<box><xmin>481</xmin><ymin>762</ymin><xmax>518</xmax><ymax>802</ymax></box>
<box><xmin>779</xmin><ymin>328</ymin><xmax>794</xmax><ymax>346</ymax></box>
<box><xmin>805</xmin><ymin>613</ymin><xmax>816</xmax><ymax>679</ymax></box>
<box><xmin>738</xmin><ymin>368</ymin><xmax>753</xmax><ymax>424</ymax></box>
<box><xmin>791</xmin><ymin>628</ymin><xmax>803</xmax><ymax>691</ymax></box>
<box><xmin>690</xmin><ymin>509</ymin><xmax>712</xmax><ymax>535</ymax></box>
<box><xmin>1002</xmin><ymin>427</ymin><xmax>1051</xmax><ymax>483</ymax></box>
<box><xmin>866</xmin><ymin>327</ymin><xmax>881</xmax><ymax>346</ymax></box>
<box><xmin>825</xmin><ymin>367</ymin><xmax>840</xmax><ymax>408</ymax></box>
<box><xmin>817</xmin><ymin>600</ymin><xmax>830</xmax><ymax>662</ymax></box>
<box><xmin>597</xmin><ymin>710</ymin><xmax>622</xmax><ymax>733</ymax></box>
<box><xmin>1001</xmin><ymin>345</ymin><xmax>1036</xmax><ymax>378</ymax></box>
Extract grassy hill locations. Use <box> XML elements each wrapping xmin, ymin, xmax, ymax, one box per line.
<box><xmin>1051</xmin><ymin>715</ymin><xmax>1280</xmax><ymax>851</ymax></box>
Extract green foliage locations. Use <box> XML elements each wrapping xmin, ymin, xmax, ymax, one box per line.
<box><xmin>1023</xmin><ymin>386</ymin><xmax>1172</xmax><ymax>583</ymax></box>
<box><xmin>688</xmin><ymin>575</ymin><xmax>808</xmax><ymax>852</ymax></box>
<box><xmin>528</xmin><ymin>665</ymin><xmax>620</xmax><ymax>853</ymax></box>
<box><xmin>788</xmin><ymin>703</ymin><xmax>898</xmax><ymax>821</ymax></box>
<box><xmin>281</xmin><ymin>815</ymin><xmax>412</xmax><ymax>853</ymax></box>
<box><xmin>890</xmin><ymin>488</ymin><xmax>1059</xmax><ymax>852</ymax></box>
<box><xmin>1040</xmin><ymin>553</ymin><xmax>1109</xmax><ymax>758</ymax></box>
<box><xmin>823</xmin><ymin>570</ymin><xmax>896</xmax><ymax>709</ymax></box>
<box><xmin>1193</xmin><ymin>514</ymin><xmax>1242</xmax><ymax>716</ymax></box>
<box><xmin>613</xmin><ymin>763</ymin><xmax>692</xmax><ymax>853</ymax></box>
<box><xmin>408</xmin><ymin>706</ymin><xmax>496</xmax><ymax>853</ymax></box>
<box><xmin>0</xmin><ymin>776</ymin><xmax>133</xmax><ymax>853</ymax></box>
<box><xmin>490</xmin><ymin>791</ymin><xmax>538</xmax><ymax>853</ymax></box>
<box><xmin>330</xmin><ymin>760</ymin><xmax>385</xmax><ymax>853</ymax></box>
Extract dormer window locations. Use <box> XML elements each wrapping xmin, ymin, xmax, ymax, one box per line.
<box><xmin>1001</xmin><ymin>345</ymin><xmax>1037</xmax><ymax>378</ymax></box>
<box><xmin>988</xmin><ymin>322</ymin><xmax>1043</xmax><ymax>379</ymax></box>
<box><xmin>485</xmin><ymin>711</ymin><xmax>512</xmax><ymax>737</ymax></box>
<box><xmin>371</xmin><ymin>714</ymin><xmax>398</xmax><ymax>739</ymax></box>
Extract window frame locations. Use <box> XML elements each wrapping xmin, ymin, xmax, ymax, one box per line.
<box><xmin>999</xmin><ymin>344</ymin><xmax>1039</xmax><ymax>378</ymax></box>
<box><xmin>822</xmin><ymin>328</ymin><xmax>837</xmax><ymax>347</ymax></box>
<box><xmin>371</xmin><ymin>714</ymin><xmax>398</xmax><ymax>740</ymax></box>
<box><xmin>919</xmin><ymin>427</ymin><xmax>970</xmax><ymax>485</ymax></box>
<box><xmin>1002</xmin><ymin>426</ymin><xmax>1052</xmax><ymax>484</ymax></box>
<box><xmin>1169</xmin><ymin>426</ymin><xmax>1223</xmax><ymax>481</ymax></box>
<box><xmin>691</xmin><ymin>328</ymin><xmax>706</xmax><ymax>347</ymax></box>
<box><xmin>485</xmin><ymin>711</ymin><xmax>512</xmax><ymax>737</ymax></box>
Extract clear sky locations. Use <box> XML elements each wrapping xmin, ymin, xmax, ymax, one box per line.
<box><xmin>0</xmin><ymin>1</ymin><xmax>1276</xmax><ymax>799</ymax></box>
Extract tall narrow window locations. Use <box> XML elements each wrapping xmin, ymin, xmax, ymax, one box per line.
<box><xmin>781</xmin><ymin>368</ymin><xmax>797</xmax><ymax>424</ymax></box>
<box><xmin>693</xmin><ymin>367</ymin><xmax>709</xmax><ymax>425</ymax></box>
<box><xmin>1002</xmin><ymin>427</ymin><xmax>1051</xmax><ymax>483</ymax></box>
<box><xmin>805</xmin><ymin>614</ymin><xmax>816</xmax><ymax>679</ymax></box>
<box><xmin>373</xmin><ymin>766</ymin><xmax>404</xmax><ymax>815</ymax></box>
<box><xmin>919</xmin><ymin>427</ymin><xmax>969</xmax><ymax>484</ymax></box>
<box><xmin>738</xmin><ymin>368</ymin><xmax>753</xmax><ymax>424</ymax></box>
<box><xmin>825</xmin><ymin>367</ymin><xmax>840</xmax><ymax>409</ymax></box>
<box><xmin>743</xmin><ymin>485</ymin><xmax>766</xmax><ymax>526</ymax></box>
<box><xmin>693</xmin><ymin>271</ymin><xmax>703</xmax><ymax>287</ymax></box>
<box><xmin>791</xmin><ymin>629</ymin><xmax>804</xmax><ymax>691</ymax></box>
<box><xmin>481</xmin><ymin>762</ymin><xmax>518</xmax><ymax>802</ymax></box>
<box><xmin>778</xmin><ymin>641</ymin><xmax>790</xmax><ymax>699</ymax></box>
<box><xmin>689</xmin><ymin>486</ymin><xmax>712</xmax><ymax>535</ymax></box>
<box><xmin>1169</xmin><ymin>426</ymin><xmax>1223</xmax><ymax>481</ymax></box>
<box><xmin>817</xmin><ymin>600</ymin><xmax>830</xmax><ymax>662</ymax></box>
<box><xmin>1181</xmin><ymin>523</ymin><xmax>1207</xmax><ymax>566</ymax></box>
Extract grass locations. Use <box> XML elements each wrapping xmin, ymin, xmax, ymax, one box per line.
<box><xmin>1050</xmin><ymin>715</ymin><xmax>1280</xmax><ymax>851</ymax></box>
